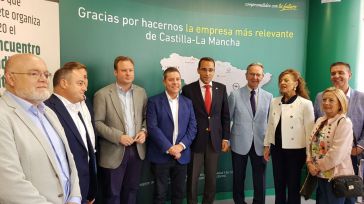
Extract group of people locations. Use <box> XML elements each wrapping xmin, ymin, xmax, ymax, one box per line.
<box><xmin>0</xmin><ymin>54</ymin><xmax>362</xmax><ymax>204</ymax></box>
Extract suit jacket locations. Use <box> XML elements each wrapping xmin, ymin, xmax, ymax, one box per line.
<box><xmin>307</xmin><ymin>114</ymin><xmax>354</xmax><ymax>178</ymax></box>
<box><xmin>45</xmin><ymin>94</ymin><xmax>97</xmax><ymax>202</ymax></box>
<box><xmin>228</xmin><ymin>86</ymin><xmax>272</xmax><ymax>156</ymax></box>
<box><xmin>146</xmin><ymin>92</ymin><xmax>197</xmax><ymax>164</ymax></box>
<box><xmin>264</xmin><ymin>96</ymin><xmax>315</xmax><ymax>149</ymax></box>
<box><xmin>0</xmin><ymin>93</ymin><xmax>81</xmax><ymax>204</ymax></box>
<box><xmin>182</xmin><ymin>81</ymin><xmax>230</xmax><ymax>153</ymax></box>
<box><xmin>314</xmin><ymin>88</ymin><xmax>364</xmax><ymax>148</ymax></box>
<box><xmin>93</xmin><ymin>83</ymin><xmax>147</xmax><ymax>169</ymax></box>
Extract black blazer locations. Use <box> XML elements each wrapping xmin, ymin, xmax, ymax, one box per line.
<box><xmin>182</xmin><ymin>81</ymin><xmax>230</xmax><ymax>153</ymax></box>
<box><xmin>45</xmin><ymin>94</ymin><xmax>97</xmax><ymax>202</ymax></box>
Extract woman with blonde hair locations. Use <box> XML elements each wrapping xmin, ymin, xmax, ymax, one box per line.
<box><xmin>306</xmin><ymin>87</ymin><xmax>354</xmax><ymax>204</ymax></box>
<box><xmin>264</xmin><ymin>69</ymin><xmax>315</xmax><ymax>204</ymax></box>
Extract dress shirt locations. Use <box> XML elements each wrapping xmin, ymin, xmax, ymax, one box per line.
<box><xmin>80</xmin><ymin>100</ymin><xmax>96</xmax><ymax>152</ymax></box>
<box><xmin>6</xmin><ymin>92</ymin><xmax>80</xmax><ymax>204</ymax></box>
<box><xmin>199</xmin><ymin>79</ymin><xmax>213</xmax><ymax>100</ymax></box>
<box><xmin>117</xmin><ymin>83</ymin><xmax>136</xmax><ymax>137</ymax></box>
<box><xmin>55</xmin><ymin>94</ymin><xmax>89</xmax><ymax>153</ymax></box>
<box><xmin>166</xmin><ymin>91</ymin><xmax>179</xmax><ymax>145</ymax></box>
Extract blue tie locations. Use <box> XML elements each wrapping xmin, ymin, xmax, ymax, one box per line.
<box><xmin>250</xmin><ymin>90</ymin><xmax>256</xmax><ymax>116</ymax></box>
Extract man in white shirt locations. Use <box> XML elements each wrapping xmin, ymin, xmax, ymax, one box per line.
<box><xmin>45</xmin><ymin>62</ymin><xmax>97</xmax><ymax>204</ymax></box>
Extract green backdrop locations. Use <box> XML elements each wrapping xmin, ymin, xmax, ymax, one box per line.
<box><xmin>60</xmin><ymin>0</ymin><xmax>309</xmax><ymax>203</ymax></box>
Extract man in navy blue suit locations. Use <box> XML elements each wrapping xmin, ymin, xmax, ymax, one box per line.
<box><xmin>147</xmin><ymin>67</ymin><xmax>197</xmax><ymax>204</ymax></box>
<box><xmin>182</xmin><ymin>57</ymin><xmax>230</xmax><ymax>204</ymax></box>
<box><xmin>45</xmin><ymin>62</ymin><xmax>97</xmax><ymax>204</ymax></box>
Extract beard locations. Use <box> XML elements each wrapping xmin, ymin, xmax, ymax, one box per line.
<box><xmin>15</xmin><ymin>87</ymin><xmax>51</xmax><ymax>104</ymax></box>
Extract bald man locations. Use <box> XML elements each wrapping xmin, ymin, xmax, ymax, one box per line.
<box><xmin>0</xmin><ymin>54</ymin><xmax>81</xmax><ymax>204</ymax></box>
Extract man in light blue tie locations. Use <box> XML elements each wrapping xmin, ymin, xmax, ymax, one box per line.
<box><xmin>0</xmin><ymin>54</ymin><xmax>81</xmax><ymax>204</ymax></box>
<box><xmin>228</xmin><ymin>63</ymin><xmax>272</xmax><ymax>204</ymax></box>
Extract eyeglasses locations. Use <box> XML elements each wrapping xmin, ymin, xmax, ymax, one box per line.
<box><xmin>11</xmin><ymin>71</ymin><xmax>52</xmax><ymax>79</ymax></box>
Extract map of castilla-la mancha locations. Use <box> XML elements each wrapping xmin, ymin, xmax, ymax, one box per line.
<box><xmin>160</xmin><ymin>53</ymin><xmax>272</xmax><ymax>95</ymax></box>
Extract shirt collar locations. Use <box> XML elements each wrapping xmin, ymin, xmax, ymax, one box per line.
<box><xmin>54</xmin><ymin>93</ymin><xmax>82</xmax><ymax>113</ymax></box>
<box><xmin>199</xmin><ymin>79</ymin><xmax>212</xmax><ymax>88</ymax></box>
<box><xmin>5</xmin><ymin>91</ymin><xmax>46</xmax><ymax>115</ymax></box>
<box><xmin>165</xmin><ymin>91</ymin><xmax>179</xmax><ymax>102</ymax></box>
<box><xmin>116</xmin><ymin>82</ymin><xmax>134</xmax><ymax>93</ymax></box>
<box><xmin>346</xmin><ymin>87</ymin><xmax>351</xmax><ymax>99</ymax></box>
<box><xmin>247</xmin><ymin>86</ymin><xmax>258</xmax><ymax>93</ymax></box>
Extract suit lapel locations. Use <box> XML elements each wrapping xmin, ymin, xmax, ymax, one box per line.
<box><xmin>162</xmin><ymin>93</ymin><xmax>173</xmax><ymax>121</ymax></box>
<box><xmin>240</xmin><ymin>86</ymin><xmax>254</xmax><ymax>118</ymax></box>
<box><xmin>132</xmin><ymin>87</ymin><xmax>139</xmax><ymax>122</ymax></box>
<box><xmin>109</xmin><ymin>84</ymin><xmax>126</xmax><ymax>128</ymax></box>
<box><xmin>211</xmin><ymin>82</ymin><xmax>219</xmax><ymax>114</ymax></box>
<box><xmin>3</xmin><ymin>94</ymin><xmax>64</xmax><ymax>188</ymax></box>
<box><xmin>11</xmin><ymin>108</ymin><xmax>61</xmax><ymax>182</ymax></box>
<box><xmin>50</xmin><ymin>95</ymin><xmax>87</xmax><ymax>150</ymax></box>
<box><xmin>193</xmin><ymin>81</ymin><xmax>208</xmax><ymax>115</ymax></box>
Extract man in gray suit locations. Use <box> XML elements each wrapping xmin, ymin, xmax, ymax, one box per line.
<box><xmin>0</xmin><ymin>54</ymin><xmax>81</xmax><ymax>204</ymax></box>
<box><xmin>93</xmin><ymin>56</ymin><xmax>147</xmax><ymax>204</ymax></box>
<box><xmin>228</xmin><ymin>63</ymin><xmax>272</xmax><ymax>204</ymax></box>
<box><xmin>314</xmin><ymin>62</ymin><xmax>364</xmax><ymax>204</ymax></box>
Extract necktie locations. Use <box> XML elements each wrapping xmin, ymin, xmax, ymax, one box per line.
<box><xmin>204</xmin><ymin>84</ymin><xmax>211</xmax><ymax>114</ymax></box>
<box><xmin>250</xmin><ymin>90</ymin><xmax>256</xmax><ymax>116</ymax></box>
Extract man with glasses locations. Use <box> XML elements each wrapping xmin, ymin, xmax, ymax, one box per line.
<box><xmin>45</xmin><ymin>62</ymin><xmax>97</xmax><ymax>204</ymax></box>
<box><xmin>228</xmin><ymin>63</ymin><xmax>272</xmax><ymax>204</ymax></box>
<box><xmin>0</xmin><ymin>54</ymin><xmax>81</xmax><ymax>203</ymax></box>
<box><xmin>182</xmin><ymin>57</ymin><xmax>230</xmax><ymax>204</ymax></box>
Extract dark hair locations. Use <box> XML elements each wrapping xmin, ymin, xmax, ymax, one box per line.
<box><xmin>53</xmin><ymin>61</ymin><xmax>87</xmax><ymax>87</ymax></box>
<box><xmin>163</xmin><ymin>67</ymin><xmax>180</xmax><ymax>80</ymax></box>
<box><xmin>278</xmin><ymin>69</ymin><xmax>310</xmax><ymax>99</ymax></box>
<box><xmin>198</xmin><ymin>57</ymin><xmax>215</xmax><ymax>69</ymax></box>
<box><xmin>114</xmin><ymin>56</ymin><xmax>134</xmax><ymax>70</ymax></box>
<box><xmin>330</xmin><ymin>62</ymin><xmax>351</xmax><ymax>71</ymax></box>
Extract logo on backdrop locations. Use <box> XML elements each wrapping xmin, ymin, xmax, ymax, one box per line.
<box><xmin>244</xmin><ymin>2</ymin><xmax>298</xmax><ymax>11</ymax></box>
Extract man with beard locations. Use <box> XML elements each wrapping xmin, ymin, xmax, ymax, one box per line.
<box><xmin>0</xmin><ymin>54</ymin><xmax>81</xmax><ymax>203</ymax></box>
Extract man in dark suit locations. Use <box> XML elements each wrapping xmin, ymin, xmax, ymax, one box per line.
<box><xmin>45</xmin><ymin>62</ymin><xmax>97</xmax><ymax>204</ymax></box>
<box><xmin>147</xmin><ymin>67</ymin><xmax>197</xmax><ymax>204</ymax></box>
<box><xmin>182</xmin><ymin>57</ymin><xmax>230</xmax><ymax>204</ymax></box>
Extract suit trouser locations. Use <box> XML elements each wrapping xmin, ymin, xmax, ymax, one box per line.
<box><xmin>151</xmin><ymin>160</ymin><xmax>187</xmax><ymax>204</ymax></box>
<box><xmin>232</xmin><ymin>143</ymin><xmax>266</xmax><ymax>204</ymax></box>
<box><xmin>101</xmin><ymin>145</ymin><xmax>143</xmax><ymax>204</ymax></box>
<box><xmin>271</xmin><ymin>145</ymin><xmax>305</xmax><ymax>204</ymax></box>
<box><xmin>187</xmin><ymin>140</ymin><xmax>219</xmax><ymax>204</ymax></box>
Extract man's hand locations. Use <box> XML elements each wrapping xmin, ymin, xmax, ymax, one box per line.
<box><xmin>134</xmin><ymin>131</ymin><xmax>147</xmax><ymax>144</ymax></box>
<box><xmin>263</xmin><ymin>146</ymin><xmax>270</xmax><ymax>162</ymax></box>
<box><xmin>221</xmin><ymin>140</ymin><xmax>230</xmax><ymax>152</ymax></box>
<box><xmin>87</xmin><ymin>199</ymin><xmax>95</xmax><ymax>204</ymax></box>
<box><xmin>168</xmin><ymin>144</ymin><xmax>184</xmax><ymax>157</ymax></box>
<box><xmin>119</xmin><ymin>135</ymin><xmax>134</xmax><ymax>146</ymax></box>
<box><xmin>351</xmin><ymin>146</ymin><xmax>364</xmax><ymax>156</ymax></box>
